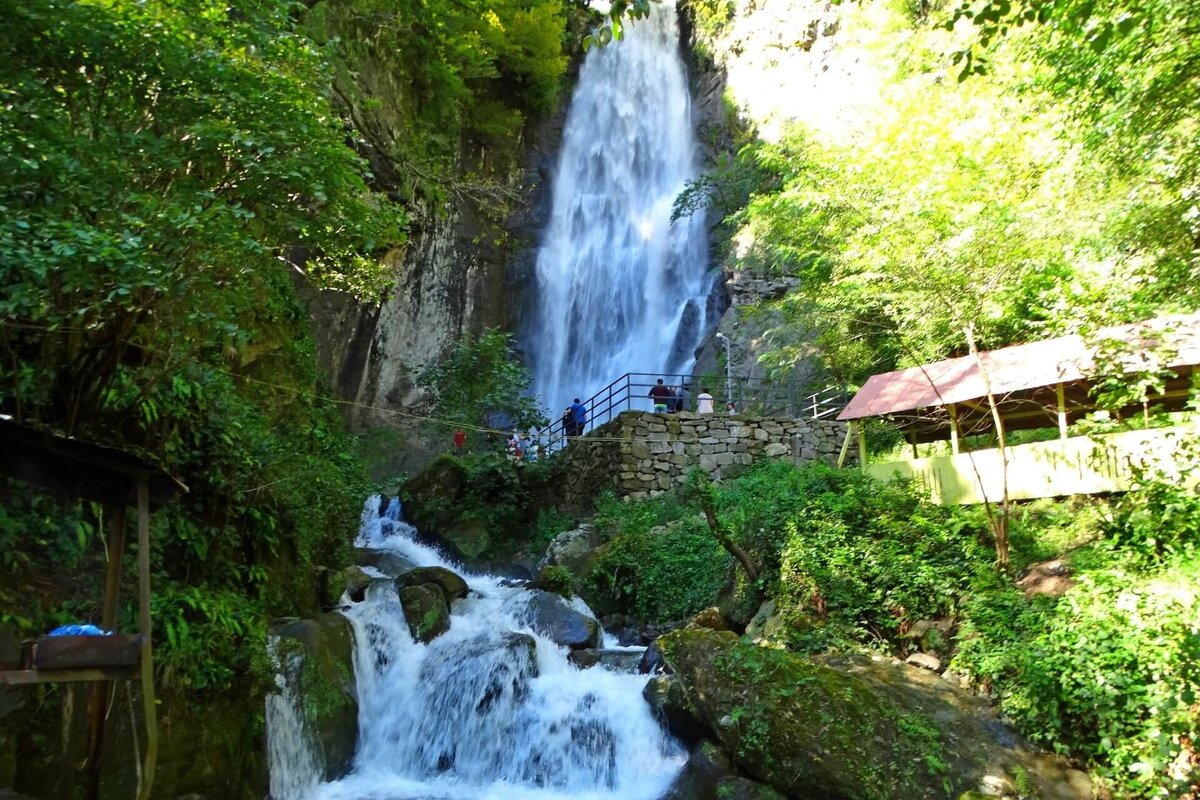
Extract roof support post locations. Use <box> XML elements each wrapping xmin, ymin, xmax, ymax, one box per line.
<box><xmin>907</xmin><ymin>434</ymin><xmax>918</xmax><ymax>460</ymax></box>
<box><xmin>136</xmin><ymin>474</ymin><xmax>157</xmax><ymax>800</ymax></box>
<box><xmin>857</xmin><ymin>422</ymin><xmax>867</xmax><ymax>469</ymax></box>
<box><xmin>1056</xmin><ymin>383</ymin><xmax>1069</xmax><ymax>441</ymax></box>
<box><xmin>948</xmin><ymin>404</ymin><xmax>961</xmax><ymax>455</ymax></box>
<box><xmin>836</xmin><ymin>422</ymin><xmax>854</xmax><ymax>468</ymax></box>
<box><xmin>85</xmin><ymin>505</ymin><xmax>128</xmax><ymax>800</ymax></box>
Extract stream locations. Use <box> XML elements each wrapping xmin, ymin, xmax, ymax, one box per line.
<box><xmin>267</xmin><ymin>497</ymin><xmax>686</xmax><ymax>800</ymax></box>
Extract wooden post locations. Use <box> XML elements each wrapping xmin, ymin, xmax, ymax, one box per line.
<box><xmin>836</xmin><ymin>422</ymin><xmax>854</xmax><ymax>468</ymax></box>
<box><xmin>857</xmin><ymin>422</ymin><xmax>867</xmax><ymax>468</ymax></box>
<box><xmin>907</xmin><ymin>434</ymin><xmax>918</xmax><ymax>460</ymax></box>
<box><xmin>85</xmin><ymin>506</ymin><xmax>128</xmax><ymax>800</ymax></box>
<box><xmin>948</xmin><ymin>404</ymin><xmax>961</xmax><ymax>455</ymax></box>
<box><xmin>136</xmin><ymin>475</ymin><xmax>157</xmax><ymax>800</ymax></box>
<box><xmin>1056</xmin><ymin>384</ymin><xmax>1068</xmax><ymax>441</ymax></box>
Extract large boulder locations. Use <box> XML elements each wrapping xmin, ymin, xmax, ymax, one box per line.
<box><xmin>658</xmin><ymin>629</ymin><xmax>1092</xmax><ymax>800</ymax></box>
<box><xmin>398</xmin><ymin>584</ymin><xmax>452</xmax><ymax>643</ymax></box>
<box><xmin>536</xmin><ymin>523</ymin><xmax>596</xmax><ymax>574</ymax></box>
<box><xmin>270</xmin><ymin>614</ymin><xmax>359</xmax><ymax>780</ymax></box>
<box><xmin>663</xmin><ymin>740</ymin><xmax>786</xmax><ymax>800</ymax></box>
<box><xmin>520</xmin><ymin>590</ymin><xmax>601</xmax><ymax>650</ymax></box>
<box><xmin>643</xmin><ymin>674</ymin><xmax>709</xmax><ymax>747</ymax></box>
<box><xmin>396</xmin><ymin>566</ymin><xmax>469</xmax><ymax>600</ymax></box>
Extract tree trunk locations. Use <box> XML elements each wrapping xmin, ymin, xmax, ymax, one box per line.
<box><xmin>964</xmin><ymin>324</ymin><xmax>1010</xmax><ymax>570</ymax></box>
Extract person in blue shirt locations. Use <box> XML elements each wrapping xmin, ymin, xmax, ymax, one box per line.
<box><xmin>569</xmin><ymin>398</ymin><xmax>587</xmax><ymax>436</ymax></box>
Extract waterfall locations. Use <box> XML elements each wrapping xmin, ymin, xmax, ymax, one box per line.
<box><xmin>530</xmin><ymin>2</ymin><xmax>713</xmax><ymax>413</ymax></box>
<box><xmin>268</xmin><ymin>497</ymin><xmax>686</xmax><ymax>800</ymax></box>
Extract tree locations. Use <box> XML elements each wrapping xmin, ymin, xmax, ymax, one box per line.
<box><xmin>0</xmin><ymin>0</ymin><xmax>406</xmax><ymax>444</ymax></box>
<box><xmin>416</xmin><ymin>331</ymin><xmax>547</xmax><ymax>441</ymax></box>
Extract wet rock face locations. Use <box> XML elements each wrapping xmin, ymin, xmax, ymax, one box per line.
<box><xmin>567</xmin><ymin>648</ymin><xmax>645</xmax><ymax>673</ymax></box>
<box><xmin>657</xmin><ymin>629</ymin><xmax>1093</xmax><ymax>800</ymax></box>
<box><xmin>356</xmin><ymin>548</ymin><xmax>418</xmax><ymax>578</ymax></box>
<box><xmin>520</xmin><ymin>590</ymin><xmax>601</xmax><ymax>650</ymax></box>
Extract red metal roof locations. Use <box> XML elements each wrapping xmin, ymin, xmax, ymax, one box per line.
<box><xmin>838</xmin><ymin>313</ymin><xmax>1200</xmax><ymax>422</ymax></box>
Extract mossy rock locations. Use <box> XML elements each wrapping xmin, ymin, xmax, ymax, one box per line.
<box><xmin>399</xmin><ymin>584</ymin><xmax>451</xmax><ymax>643</ymax></box>
<box><xmin>402</xmin><ymin>455</ymin><xmax>469</xmax><ymax>533</ymax></box>
<box><xmin>443</xmin><ymin>517</ymin><xmax>491</xmax><ymax>559</ymax></box>
<box><xmin>271</xmin><ymin>614</ymin><xmax>359</xmax><ymax>781</ymax></box>
<box><xmin>396</xmin><ymin>566</ymin><xmax>469</xmax><ymax>600</ymax></box>
<box><xmin>657</xmin><ymin>629</ymin><xmax>1091</xmax><ymax>800</ymax></box>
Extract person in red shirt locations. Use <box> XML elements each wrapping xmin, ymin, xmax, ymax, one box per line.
<box><xmin>453</xmin><ymin>428</ymin><xmax>466</xmax><ymax>456</ymax></box>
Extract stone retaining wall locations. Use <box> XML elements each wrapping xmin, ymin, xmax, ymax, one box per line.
<box><xmin>556</xmin><ymin>411</ymin><xmax>853</xmax><ymax>503</ymax></box>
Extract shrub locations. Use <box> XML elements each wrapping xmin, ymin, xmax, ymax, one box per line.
<box><xmin>716</xmin><ymin>461</ymin><xmax>990</xmax><ymax>650</ymax></box>
<box><xmin>584</xmin><ymin>494</ymin><xmax>730</xmax><ymax>621</ymax></box>
<box><xmin>953</xmin><ymin>552</ymin><xmax>1200</xmax><ymax>798</ymax></box>
<box><xmin>533</xmin><ymin>565</ymin><xmax>574</xmax><ymax>597</ymax></box>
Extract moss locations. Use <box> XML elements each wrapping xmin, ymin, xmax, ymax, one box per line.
<box><xmin>659</xmin><ymin>630</ymin><xmax>964</xmax><ymax>800</ymax></box>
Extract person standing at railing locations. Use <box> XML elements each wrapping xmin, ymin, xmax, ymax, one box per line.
<box><xmin>560</xmin><ymin>406</ymin><xmax>575</xmax><ymax>443</ymax></box>
<box><xmin>649</xmin><ymin>378</ymin><xmax>672</xmax><ymax>413</ymax></box>
<box><xmin>696</xmin><ymin>388</ymin><xmax>714</xmax><ymax>414</ymax></box>
<box><xmin>570</xmin><ymin>397</ymin><xmax>587</xmax><ymax>436</ymax></box>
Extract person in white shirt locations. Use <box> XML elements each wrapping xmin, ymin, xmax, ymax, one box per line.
<box><xmin>696</xmin><ymin>388</ymin><xmax>714</xmax><ymax>414</ymax></box>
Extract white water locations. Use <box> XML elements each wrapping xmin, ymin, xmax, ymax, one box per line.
<box><xmin>530</xmin><ymin>2</ymin><xmax>714</xmax><ymax>413</ymax></box>
<box><xmin>268</xmin><ymin>497</ymin><xmax>685</xmax><ymax>800</ymax></box>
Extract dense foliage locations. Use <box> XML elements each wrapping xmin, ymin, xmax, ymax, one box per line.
<box><xmin>307</xmin><ymin>0</ymin><xmax>571</xmax><ymax>201</ymax></box>
<box><xmin>416</xmin><ymin>330</ymin><xmax>548</xmax><ymax>444</ymax></box>
<box><xmin>584</xmin><ymin>491</ymin><xmax>731</xmax><ymax>620</ymax></box>
<box><xmin>683</xmin><ymin>0</ymin><xmax>1198</xmax><ymax>388</ymax></box>
<box><xmin>590</xmin><ymin>453</ymin><xmax>1199</xmax><ymax>797</ymax></box>
<box><xmin>954</xmin><ymin>463</ymin><xmax>1200</xmax><ymax>797</ymax></box>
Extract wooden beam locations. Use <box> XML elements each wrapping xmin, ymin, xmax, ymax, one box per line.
<box><xmin>907</xmin><ymin>434</ymin><xmax>918</xmax><ymax>459</ymax></box>
<box><xmin>0</xmin><ymin>667</ymin><xmax>137</xmax><ymax>686</ymax></box>
<box><xmin>1056</xmin><ymin>383</ymin><xmax>1069</xmax><ymax>441</ymax></box>
<box><xmin>857</xmin><ymin>422</ymin><xmax>867</xmax><ymax>469</ymax></box>
<box><xmin>948</xmin><ymin>404</ymin><xmax>961</xmax><ymax>455</ymax></box>
<box><xmin>836</xmin><ymin>423</ymin><xmax>854</xmax><ymax>468</ymax></box>
<box><xmin>137</xmin><ymin>475</ymin><xmax>158</xmax><ymax>800</ymax></box>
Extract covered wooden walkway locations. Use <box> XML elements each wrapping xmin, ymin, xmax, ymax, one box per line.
<box><xmin>835</xmin><ymin>313</ymin><xmax>1200</xmax><ymax>503</ymax></box>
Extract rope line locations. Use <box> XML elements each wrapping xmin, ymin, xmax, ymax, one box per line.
<box><xmin>0</xmin><ymin>320</ymin><xmax>648</xmax><ymax>444</ymax></box>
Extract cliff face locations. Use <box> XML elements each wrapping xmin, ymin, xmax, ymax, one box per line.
<box><xmin>298</xmin><ymin>1</ymin><xmax>575</xmax><ymax>456</ymax></box>
<box><xmin>682</xmin><ymin>0</ymin><xmax>893</xmax><ymax>393</ymax></box>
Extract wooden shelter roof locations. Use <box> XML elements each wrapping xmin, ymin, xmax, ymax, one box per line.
<box><xmin>0</xmin><ymin>418</ymin><xmax>185</xmax><ymax>510</ymax></box>
<box><xmin>837</xmin><ymin>313</ymin><xmax>1200</xmax><ymax>442</ymax></box>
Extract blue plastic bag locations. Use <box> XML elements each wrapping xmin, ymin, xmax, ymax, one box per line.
<box><xmin>48</xmin><ymin>624</ymin><xmax>110</xmax><ymax>637</ymax></box>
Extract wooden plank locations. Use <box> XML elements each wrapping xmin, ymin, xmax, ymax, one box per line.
<box><xmin>0</xmin><ymin>667</ymin><xmax>138</xmax><ymax>686</ymax></box>
<box><xmin>33</xmin><ymin>635</ymin><xmax>143</xmax><ymax>671</ymax></box>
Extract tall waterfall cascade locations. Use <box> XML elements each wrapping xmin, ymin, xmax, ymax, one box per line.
<box><xmin>267</xmin><ymin>497</ymin><xmax>686</xmax><ymax>800</ymax></box>
<box><xmin>530</xmin><ymin>2</ymin><xmax>715</xmax><ymax>413</ymax></box>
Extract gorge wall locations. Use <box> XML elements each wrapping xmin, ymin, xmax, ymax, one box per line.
<box><xmin>296</xmin><ymin>1</ymin><xmax>581</xmax><ymax>473</ymax></box>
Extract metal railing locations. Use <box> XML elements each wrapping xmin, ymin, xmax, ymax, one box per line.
<box><xmin>537</xmin><ymin>372</ymin><xmax>847</xmax><ymax>451</ymax></box>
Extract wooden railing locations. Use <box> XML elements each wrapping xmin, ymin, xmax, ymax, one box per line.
<box><xmin>866</xmin><ymin>424</ymin><xmax>1197</xmax><ymax>505</ymax></box>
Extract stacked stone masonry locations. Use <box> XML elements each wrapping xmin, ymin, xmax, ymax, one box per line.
<box><xmin>557</xmin><ymin>411</ymin><xmax>854</xmax><ymax>503</ymax></box>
